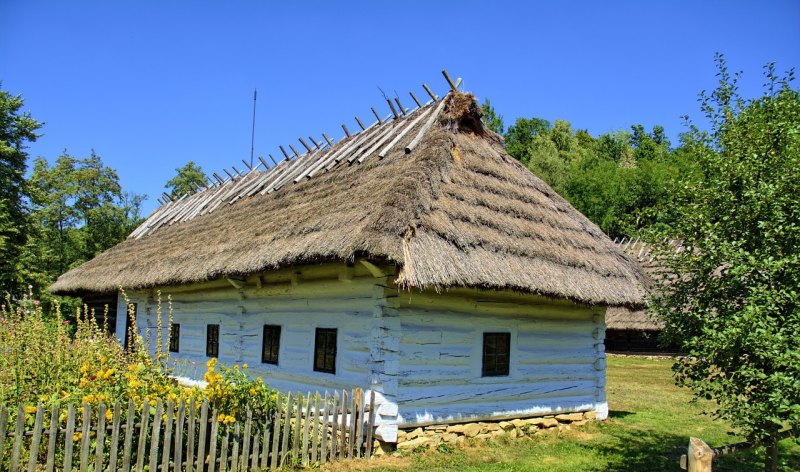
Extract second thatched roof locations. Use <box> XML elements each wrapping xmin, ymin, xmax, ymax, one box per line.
<box><xmin>51</xmin><ymin>91</ymin><xmax>645</xmax><ymax>308</ymax></box>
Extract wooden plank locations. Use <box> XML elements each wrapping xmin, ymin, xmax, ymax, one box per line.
<box><xmin>354</xmin><ymin>389</ymin><xmax>364</xmax><ymax>458</ymax></box>
<box><xmin>230</xmin><ymin>421</ymin><xmax>240</xmax><ymax>472</ymax></box>
<box><xmin>378</xmin><ymin>106</ymin><xmax>433</xmax><ymax>158</ymax></box>
<box><xmin>196</xmin><ymin>401</ymin><xmax>209</xmax><ymax>471</ymax></box>
<box><xmin>250</xmin><ymin>426</ymin><xmax>261</xmax><ymax>472</ymax></box>
<box><xmin>135</xmin><ymin>400</ymin><xmax>150</xmax><ymax>472</ymax></box>
<box><xmin>422</xmin><ymin>83</ymin><xmax>438</xmax><ymax>101</ymax></box>
<box><xmin>260</xmin><ymin>423</ymin><xmax>270</xmax><ymax>470</ymax></box>
<box><xmin>160</xmin><ymin>401</ymin><xmax>174</xmax><ymax>472</ymax></box>
<box><xmin>347</xmin><ymin>390</ymin><xmax>356</xmax><ymax>459</ymax></box>
<box><xmin>45</xmin><ymin>404</ymin><xmax>59</xmax><ymax>472</ymax></box>
<box><xmin>186</xmin><ymin>397</ymin><xmax>196</xmax><ymax>472</ymax></box>
<box><xmin>365</xmin><ymin>390</ymin><xmax>376</xmax><ymax>460</ymax></box>
<box><xmin>0</xmin><ymin>407</ymin><xmax>8</xmax><ymax>467</ymax></box>
<box><xmin>310</xmin><ymin>395</ymin><xmax>320</xmax><ymax>465</ymax></box>
<box><xmin>78</xmin><ymin>404</ymin><xmax>91</xmax><ymax>472</ymax></box>
<box><xmin>319</xmin><ymin>392</ymin><xmax>329</xmax><ymax>465</ymax></box>
<box><xmin>291</xmin><ymin>394</ymin><xmax>302</xmax><ymax>462</ymax></box>
<box><xmin>339</xmin><ymin>390</ymin><xmax>348</xmax><ymax>460</ymax></box>
<box><xmin>26</xmin><ymin>404</ymin><xmax>44</xmax><ymax>472</ymax></box>
<box><xmin>241</xmin><ymin>408</ymin><xmax>252</xmax><ymax>469</ymax></box>
<box><xmin>269</xmin><ymin>393</ymin><xmax>282</xmax><ymax>470</ymax></box>
<box><xmin>121</xmin><ymin>400</ymin><xmax>135</xmax><ymax>472</ymax></box>
<box><xmin>107</xmin><ymin>402</ymin><xmax>121</xmax><ymax>471</ymax></box>
<box><xmin>352</xmin><ymin>120</ymin><xmax>399</xmax><ymax>164</ymax></box>
<box><xmin>11</xmin><ymin>404</ymin><xmax>25</xmax><ymax>472</ymax></box>
<box><xmin>63</xmin><ymin>405</ymin><xmax>76</xmax><ymax>472</ymax></box>
<box><xmin>280</xmin><ymin>393</ymin><xmax>291</xmax><ymax>467</ymax></box>
<box><xmin>174</xmin><ymin>399</ymin><xmax>185</xmax><ymax>472</ymax></box>
<box><xmin>93</xmin><ymin>403</ymin><xmax>106</xmax><ymax>472</ymax></box>
<box><xmin>219</xmin><ymin>424</ymin><xmax>230</xmax><ymax>472</ymax></box>
<box><xmin>148</xmin><ymin>400</ymin><xmax>163</xmax><ymax>472</ymax></box>
<box><xmin>329</xmin><ymin>392</ymin><xmax>338</xmax><ymax>462</ymax></box>
<box><xmin>207</xmin><ymin>410</ymin><xmax>219</xmax><ymax>472</ymax></box>
<box><xmin>405</xmin><ymin>94</ymin><xmax>448</xmax><ymax>153</ymax></box>
<box><xmin>301</xmin><ymin>393</ymin><xmax>312</xmax><ymax>466</ymax></box>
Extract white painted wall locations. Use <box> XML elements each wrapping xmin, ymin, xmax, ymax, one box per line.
<box><xmin>115</xmin><ymin>264</ymin><xmax>386</xmax><ymax>396</ymax></box>
<box><xmin>391</xmin><ymin>288</ymin><xmax>607</xmax><ymax>427</ymax></box>
<box><xmin>112</xmin><ymin>264</ymin><xmax>608</xmax><ymax>441</ymax></box>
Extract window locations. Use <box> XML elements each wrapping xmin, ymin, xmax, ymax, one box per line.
<box><xmin>482</xmin><ymin>332</ymin><xmax>510</xmax><ymax>377</ymax></box>
<box><xmin>313</xmin><ymin>328</ymin><xmax>337</xmax><ymax>374</ymax></box>
<box><xmin>207</xmin><ymin>324</ymin><xmax>219</xmax><ymax>357</ymax></box>
<box><xmin>262</xmin><ymin>325</ymin><xmax>281</xmax><ymax>365</ymax></box>
<box><xmin>168</xmin><ymin>324</ymin><xmax>180</xmax><ymax>352</ymax></box>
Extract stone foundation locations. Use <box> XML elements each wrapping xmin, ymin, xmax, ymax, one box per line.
<box><xmin>375</xmin><ymin>411</ymin><xmax>597</xmax><ymax>454</ymax></box>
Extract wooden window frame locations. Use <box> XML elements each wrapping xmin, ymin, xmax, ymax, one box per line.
<box><xmin>313</xmin><ymin>328</ymin><xmax>337</xmax><ymax>374</ymax></box>
<box><xmin>168</xmin><ymin>323</ymin><xmax>180</xmax><ymax>353</ymax></box>
<box><xmin>482</xmin><ymin>332</ymin><xmax>510</xmax><ymax>377</ymax></box>
<box><xmin>206</xmin><ymin>324</ymin><xmax>220</xmax><ymax>358</ymax></box>
<box><xmin>261</xmin><ymin>324</ymin><xmax>281</xmax><ymax>365</ymax></box>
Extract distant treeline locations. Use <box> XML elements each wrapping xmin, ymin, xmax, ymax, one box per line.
<box><xmin>481</xmin><ymin>99</ymin><xmax>698</xmax><ymax>240</ymax></box>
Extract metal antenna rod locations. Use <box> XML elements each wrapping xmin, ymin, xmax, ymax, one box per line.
<box><xmin>250</xmin><ymin>88</ymin><xmax>257</xmax><ymax>168</ymax></box>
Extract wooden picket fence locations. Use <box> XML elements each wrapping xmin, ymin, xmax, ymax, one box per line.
<box><xmin>0</xmin><ymin>388</ymin><xmax>376</xmax><ymax>471</ymax></box>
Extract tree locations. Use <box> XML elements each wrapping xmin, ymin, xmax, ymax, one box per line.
<box><xmin>23</xmin><ymin>151</ymin><xmax>144</xmax><ymax>296</ymax></box>
<box><xmin>480</xmin><ymin>98</ymin><xmax>505</xmax><ymax>135</ymax></box>
<box><xmin>165</xmin><ymin>160</ymin><xmax>206</xmax><ymax>198</ymax></box>
<box><xmin>0</xmin><ymin>85</ymin><xmax>42</xmax><ymax>296</ymax></box>
<box><xmin>653</xmin><ymin>56</ymin><xmax>799</xmax><ymax>471</ymax></box>
<box><xmin>504</xmin><ymin>117</ymin><xmax>551</xmax><ymax>163</ymax></box>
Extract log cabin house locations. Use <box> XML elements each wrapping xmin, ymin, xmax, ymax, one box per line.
<box><xmin>51</xmin><ymin>78</ymin><xmax>645</xmax><ymax>443</ymax></box>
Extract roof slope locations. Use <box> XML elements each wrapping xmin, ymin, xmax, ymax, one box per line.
<box><xmin>606</xmin><ymin>239</ymin><xmax>662</xmax><ymax>329</ymax></box>
<box><xmin>51</xmin><ymin>91</ymin><xmax>645</xmax><ymax>308</ymax></box>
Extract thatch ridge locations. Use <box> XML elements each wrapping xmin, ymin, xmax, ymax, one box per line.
<box><xmin>51</xmin><ymin>92</ymin><xmax>645</xmax><ymax>308</ymax></box>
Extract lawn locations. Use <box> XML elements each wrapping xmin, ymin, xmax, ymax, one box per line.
<box><xmin>322</xmin><ymin>355</ymin><xmax>800</xmax><ymax>471</ymax></box>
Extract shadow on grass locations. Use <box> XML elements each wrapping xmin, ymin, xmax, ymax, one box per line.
<box><xmin>586</xmin><ymin>425</ymin><xmax>799</xmax><ymax>472</ymax></box>
<box><xmin>608</xmin><ymin>410</ymin><xmax>635</xmax><ymax>419</ymax></box>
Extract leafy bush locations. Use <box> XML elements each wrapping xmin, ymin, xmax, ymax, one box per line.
<box><xmin>0</xmin><ymin>288</ymin><xmax>277</xmax><ymax>427</ymax></box>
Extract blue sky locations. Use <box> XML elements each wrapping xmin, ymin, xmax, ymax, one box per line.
<box><xmin>2</xmin><ymin>1</ymin><xmax>799</xmax><ymax>215</ymax></box>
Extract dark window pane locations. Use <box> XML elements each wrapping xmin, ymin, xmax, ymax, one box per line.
<box><xmin>168</xmin><ymin>323</ymin><xmax>180</xmax><ymax>353</ymax></box>
<box><xmin>314</xmin><ymin>328</ymin><xmax>337</xmax><ymax>374</ymax></box>
<box><xmin>262</xmin><ymin>325</ymin><xmax>281</xmax><ymax>365</ymax></box>
<box><xmin>207</xmin><ymin>324</ymin><xmax>219</xmax><ymax>357</ymax></box>
<box><xmin>482</xmin><ymin>332</ymin><xmax>510</xmax><ymax>377</ymax></box>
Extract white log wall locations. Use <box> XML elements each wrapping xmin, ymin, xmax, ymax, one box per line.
<box><xmin>112</xmin><ymin>263</ymin><xmax>608</xmax><ymax>439</ymax></box>
<box><xmin>390</xmin><ymin>288</ymin><xmax>607</xmax><ymax>427</ymax></box>
<box><xmin>115</xmin><ymin>263</ymin><xmax>390</xmax><ymax>396</ymax></box>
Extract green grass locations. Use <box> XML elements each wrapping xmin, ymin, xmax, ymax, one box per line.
<box><xmin>322</xmin><ymin>356</ymin><xmax>799</xmax><ymax>471</ymax></box>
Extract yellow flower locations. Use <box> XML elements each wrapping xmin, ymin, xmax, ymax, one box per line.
<box><xmin>73</xmin><ymin>432</ymin><xmax>82</xmax><ymax>442</ymax></box>
<box><xmin>25</xmin><ymin>405</ymin><xmax>37</xmax><ymax>414</ymax></box>
<box><xmin>242</xmin><ymin>363</ymin><xmax>248</xmax><ymax>369</ymax></box>
<box><xmin>105</xmin><ymin>409</ymin><xmax>113</xmax><ymax>421</ymax></box>
<box><xmin>128</xmin><ymin>365</ymin><xmax>137</xmax><ymax>372</ymax></box>
<box><xmin>207</xmin><ymin>358</ymin><xmax>217</xmax><ymax>368</ymax></box>
<box><xmin>257</xmin><ymin>377</ymin><xmax>262</xmax><ymax>383</ymax></box>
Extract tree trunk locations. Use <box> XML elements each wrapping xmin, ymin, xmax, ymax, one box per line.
<box><xmin>764</xmin><ymin>439</ymin><xmax>778</xmax><ymax>472</ymax></box>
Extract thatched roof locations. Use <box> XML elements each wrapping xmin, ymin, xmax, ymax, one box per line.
<box><xmin>51</xmin><ymin>90</ymin><xmax>645</xmax><ymax>308</ymax></box>
<box><xmin>606</xmin><ymin>239</ymin><xmax>663</xmax><ymax>329</ymax></box>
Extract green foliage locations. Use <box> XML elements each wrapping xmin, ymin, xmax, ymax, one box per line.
<box><xmin>21</xmin><ymin>151</ymin><xmax>144</xmax><ymax>301</ymax></box>
<box><xmin>653</xmin><ymin>56</ymin><xmax>800</xmax><ymax>467</ymax></box>
<box><xmin>165</xmin><ymin>160</ymin><xmax>206</xmax><ymax>198</ymax></box>
<box><xmin>0</xmin><ymin>85</ymin><xmax>42</xmax><ymax>296</ymax></box>
<box><xmin>504</xmin><ymin>117</ymin><xmax>551</xmax><ymax>163</ymax></box>
<box><xmin>500</xmin><ymin>110</ymin><xmax>690</xmax><ymax>238</ymax></box>
<box><xmin>480</xmin><ymin>98</ymin><xmax>505</xmax><ymax>135</ymax></box>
